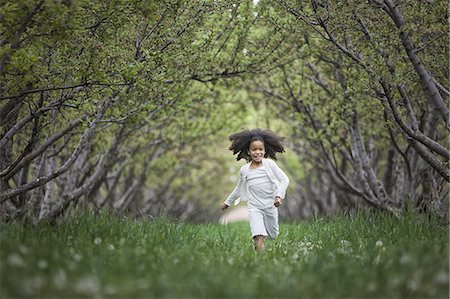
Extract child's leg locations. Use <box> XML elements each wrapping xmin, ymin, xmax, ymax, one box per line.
<box><xmin>263</xmin><ymin>206</ymin><xmax>279</xmax><ymax>240</ymax></box>
<box><xmin>253</xmin><ymin>235</ymin><xmax>266</xmax><ymax>251</ymax></box>
<box><xmin>248</xmin><ymin>206</ymin><xmax>268</xmax><ymax>251</ymax></box>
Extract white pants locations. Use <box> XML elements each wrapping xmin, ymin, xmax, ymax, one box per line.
<box><xmin>248</xmin><ymin>205</ymin><xmax>279</xmax><ymax>239</ymax></box>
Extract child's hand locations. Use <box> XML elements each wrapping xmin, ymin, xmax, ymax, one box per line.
<box><xmin>274</xmin><ymin>196</ymin><xmax>283</xmax><ymax>207</ymax></box>
<box><xmin>220</xmin><ymin>203</ymin><xmax>229</xmax><ymax>211</ymax></box>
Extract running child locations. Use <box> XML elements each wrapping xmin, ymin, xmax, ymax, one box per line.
<box><xmin>220</xmin><ymin>129</ymin><xmax>290</xmax><ymax>251</ymax></box>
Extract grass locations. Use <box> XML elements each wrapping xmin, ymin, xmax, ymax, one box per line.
<box><xmin>1</xmin><ymin>212</ymin><xmax>448</xmax><ymax>298</ymax></box>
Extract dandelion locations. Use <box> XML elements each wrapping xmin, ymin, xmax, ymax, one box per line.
<box><xmin>53</xmin><ymin>269</ymin><xmax>67</xmax><ymax>289</ymax></box>
<box><xmin>7</xmin><ymin>253</ymin><xmax>25</xmax><ymax>267</ymax></box>
<box><xmin>407</xmin><ymin>279</ymin><xmax>419</xmax><ymax>291</ymax></box>
<box><xmin>435</xmin><ymin>271</ymin><xmax>448</xmax><ymax>285</ymax></box>
<box><xmin>227</xmin><ymin>257</ymin><xmax>234</xmax><ymax>265</ymax></box>
<box><xmin>73</xmin><ymin>253</ymin><xmax>82</xmax><ymax>262</ymax></box>
<box><xmin>399</xmin><ymin>253</ymin><xmax>411</xmax><ymax>265</ymax></box>
<box><xmin>94</xmin><ymin>237</ymin><xmax>102</xmax><ymax>245</ymax></box>
<box><xmin>104</xmin><ymin>284</ymin><xmax>117</xmax><ymax>295</ymax></box>
<box><xmin>108</xmin><ymin>244</ymin><xmax>115</xmax><ymax>251</ymax></box>
<box><xmin>22</xmin><ymin>276</ymin><xmax>45</xmax><ymax>295</ymax></box>
<box><xmin>243</xmin><ymin>48</ymin><xmax>248</xmax><ymax>55</ymax></box>
<box><xmin>19</xmin><ymin>245</ymin><xmax>29</xmax><ymax>255</ymax></box>
<box><xmin>37</xmin><ymin>259</ymin><xmax>48</xmax><ymax>270</ymax></box>
<box><xmin>75</xmin><ymin>275</ymin><xmax>100</xmax><ymax>296</ymax></box>
<box><xmin>374</xmin><ymin>255</ymin><xmax>381</xmax><ymax>265</ymax></box>
<box><xmin>340</xmin><ymin>240</ymin><xmax>350</xmax><ymax>247</ymax></box>
<box><xmin>375</xmin><ymin>240</ymin><xmax>383</xmax><ymax>247</ymax></box>
<box><xmin>367</xmin><ymin>282</ymin><xmax>376</xmax><ymax>291</ymax></box>
<box><xmin>137</xmin><ymin>279</ymin><xmax>149</xmax><ymax>290</ymax></box>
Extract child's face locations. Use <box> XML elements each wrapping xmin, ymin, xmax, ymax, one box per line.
<box><xmin>248</xmin><ymin>140</ymin><xmax>265</xmax><ymax>163</ymax></box>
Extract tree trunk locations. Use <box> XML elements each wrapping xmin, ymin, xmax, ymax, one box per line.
<box><xmin>350</xmin><ymin>111</ymin><xmax>400</xmax><ymax>216</ymax></box>
<box><xmin>0</xmin><ymin>96</ymin><xmax>112</xmax><ymax>203</ymax></box>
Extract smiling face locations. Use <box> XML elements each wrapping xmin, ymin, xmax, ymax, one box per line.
<box><xmin>248</xmin><ymin>139</ymin><xmax>265</xmax><ymax>163</ymax></box>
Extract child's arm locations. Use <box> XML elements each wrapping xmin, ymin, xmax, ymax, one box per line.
<box><xmin>222</xmin><ymin>170</ymin><xmax>243</xmax><ymax>208</ymax></box>
<box><xmin>271</xmin><ymin>160</ymin><xmax>290</xmax><ymax>200</ymax></box>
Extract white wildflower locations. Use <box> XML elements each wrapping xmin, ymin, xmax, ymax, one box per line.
<box><xmin>374</xmin><ymin>255</ymin><xmax>381</xmax><ymax>265</ymax></box>
<box><xmin>19</xmin><ymin>245</ymin><xmax>29</xmax><ymax>255</ymax></box>
<box><xmin>435</xmin><ymin>271</ymin><xmax>448</xmax><ymax>285</ymax></box>
<box><xmin>137</xmin><ymin>279</ymin><xmax>149</xmax><ymax>289</ymax></box>
<box><xmin>108</xmin><ymin>244</ymin><xmax>115</xmax><ymax>251</ymax></box>
<box><xmin>37</xmin><ymin>259</ymin><xmax>48</xmax><ymax>270</ymax></box>
<box><xmin>73</xmin><ymin>253</ymin><xmax>82</xmax><ymax>262</ymax></box>
<box><xmin>7</xmin><ymin>253</ymin><xmax>26</xmax><ymax>267</ymax></box>
<box><xmin>53</xmin><ymin>269</ymin><xmax>67</xmax><ymax>289</ymax></box>
<box><xmin>94</xmin><ymin>237</ymin><xmax>102</xmax><ymax>245</ymax></box>
<box><xmin>367</xmin><ymin>282</ymin><xmax>376</xmax><ymax>291</ymax></box>
<box><xmin>75</xmin><ymin>275</ymin><xmax>100</xmax><ymax>296</ymax></box>
<box><xmin>227</xmin><ymin>257</ymin><xmax>234</xmax><ymax>265</ymax></box>
<box><xmin>22</xmin><ymin>276</ymin><xmax>45</xmax><ymax>295</ymax></box>
<box><xmin>104</xmin><ymin>284</ymin><xmax>117</xmax><ymax>295</ymax></box>
<box><xmin>340</xmin><ymin>240</ymin><xmax>350</xmax><ymax>247</ymax></box>
<box><xmin>399</xmin><ymin>253</ymin><xmax>411</xmax><ymax>265</ymax></box>
<box><xmin>407</xmin><ymin>279</ymin><xmax>419</xmax><ymax>291</ymax></box>
<box><xmin>375</xmin><ymin>240</ymin><xmax>383</xmax><ymax>247</ymax></box>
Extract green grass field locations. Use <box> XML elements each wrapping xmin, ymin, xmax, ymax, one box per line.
<box><xmin>1</xmin><ymin>212</ymin><xmax>448</xmax><ymax>298</ymax></box>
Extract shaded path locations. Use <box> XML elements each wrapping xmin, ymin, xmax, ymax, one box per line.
<box><xmin>219</xmin><ymin>205</ymin><xmax>248</xmax><ymax>224</ymax></box>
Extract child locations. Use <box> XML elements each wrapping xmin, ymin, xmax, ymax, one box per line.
<box><xmin>220</xmin><ymin>129</ymin><xmax>290</xmax><ymax>251</ymax></box>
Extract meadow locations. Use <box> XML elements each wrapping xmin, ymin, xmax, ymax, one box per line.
<box><xmin>1</xmin><ymin>212</ymin><xmax>448</xmax><ymax>298</ymax></box>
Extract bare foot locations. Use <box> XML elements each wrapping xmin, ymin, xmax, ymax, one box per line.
<box><xmin>253</xmin><ymin>235</ymin><xmax>266</xmax><ymax>251</ymax></box>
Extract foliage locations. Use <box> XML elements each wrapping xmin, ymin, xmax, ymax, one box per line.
<box><xmin>1</xmin><ymin>212</ymin><xmax>448</xmax><ymax>298</ymax></box>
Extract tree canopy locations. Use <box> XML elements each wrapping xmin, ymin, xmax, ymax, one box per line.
<box><xmin>1</xmin><ymin>0</ymin><xmax>448</xmax><ymax>223</ymax></box>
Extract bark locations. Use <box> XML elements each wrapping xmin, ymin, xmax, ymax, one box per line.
<box><xmin>381</xmin><ymin>84</ymin><xmax>449</xmax><ymax>181</ymax></box>
<box><xmin>381</xmin><ymin>0</ymin><xmax>449</xmax><ymax>127</ymax></box>
<box><xmin>0</xmin><ymin>111</ymin><xmax>17</xmax><ymax>199</ymax></box>
<box><xmin>382</xmin><ymin>143</ymin><xmax>396</xmax><ymax>195</ymax></box>
<box><xmin>393</xmin><ymin>154</ymin><xmax>406</xmax><ymax>206</ymax></box>
<box><xmin>384</xmin><ymin>109</ymin><xmax>412</xmax><ymax>179</ymax></box>
<box><xmin>0</xmin><ymin>97</ymin><xmax>25</xmax><ymax>127</ymax></box>
<box><xmin>350</xmin><ymin>111</ymin><xmax>400</xmax><ymax>216</ymax></box>
<box><xmin>39</xmin><ymin>123</ymin><xmax>125</xmax><ymax>221</ymax></box>
<box><xmin>277</xmin><ymin>79</ymin><xmax>366</xmax><ymax>198</ymax></box>
<box><xmin>13</xmin><ymin>153</ymin><xmax>47</xmax><ymax>221</ymax></box>
<box><xmin>38</xmin><ymin>156</ymin><xmax>57</xmax><ymax>220</ymax></box>
<box><xmin>0</xmin><ymin>96</ymin><xmax>113</xmax><ymax>203</ymax></box>
<box><xmin>113</xmin><ymin>181</ymin><xmax>139</xmax><ymax>216</ymax></box>
<box><xmin>98</xmin><ymin>158</ymin><xmax>128</xmax><ymax>208</ymax></box>
<box><xmin>0</xmin><ymin>98</ymin><xmax>70</xmax><ymax>148</ymax></box>
<box><xmin>392</xmin><ymin>84</ymin><xmax>449</xmax><ymax>160</ymax></box>
<box><xmin>1</xmin><ymin>117</ymin><xmax>85</xmax><ymax>180</ymax></box>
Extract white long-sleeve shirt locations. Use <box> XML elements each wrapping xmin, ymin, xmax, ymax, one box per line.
<box><xmin>224</xmin><ymin>158</ymin><xmax>290</xmax><ymax>207</ymax></box>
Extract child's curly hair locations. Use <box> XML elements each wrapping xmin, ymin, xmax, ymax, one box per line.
<box><xmin>229</xmin><ymin>128</ymin><xmax>286</xmax><ymax>161</ymax></box>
